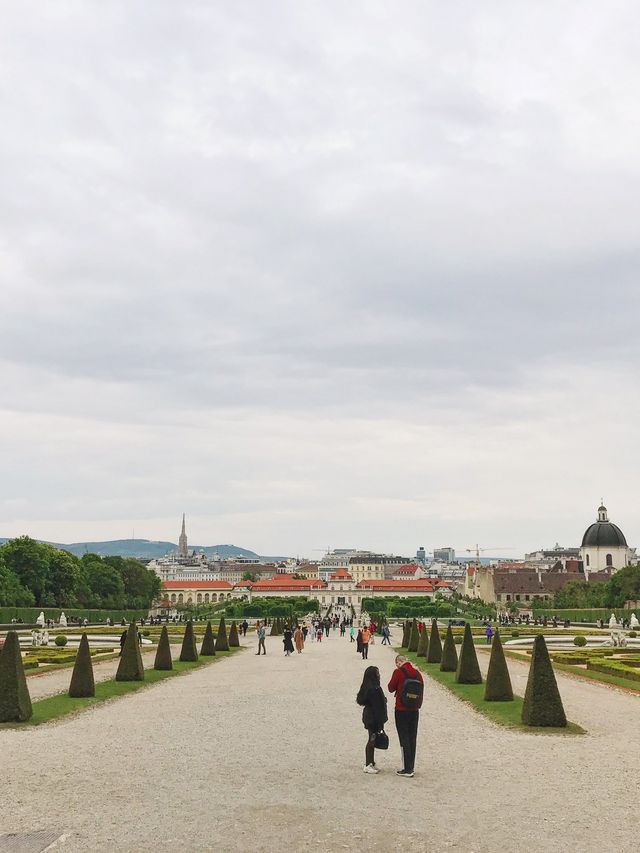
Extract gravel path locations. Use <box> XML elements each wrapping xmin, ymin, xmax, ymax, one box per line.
<box><xmin>1</xmin><ymin>629</ymin><xmax>638</xmax><ymax>852</ymax></box>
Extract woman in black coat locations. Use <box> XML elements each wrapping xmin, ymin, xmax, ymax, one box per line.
<box><xmin>282</xmin><ymin>627</ymin><xmax>294</xmax><ymax>656</ymax></box>
<box><xmin>356</xmin><ymin>665</ymin><xmax>388</xmax><ymax>773</ymax></box>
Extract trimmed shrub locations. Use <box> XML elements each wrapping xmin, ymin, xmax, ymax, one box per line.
<box><xmin>68</xmin><ymin>633</ymin><xmax>95</xmax><ymax>698</ymax></box>
<box><xmin>115</xmin><ymin>623</ymin><xmax>144</xmax><ymax>682</ymax></box>
<box><xmin>401</xmin><ymin>621</ymin><xmax>410</xmax><ymax>648</ymax></box>
<box><xmin>440</xmin><ymin>624</ymin><xmax>458</xmax><ymax>672</ymax></box>
<box><xmin>511</xmin><ymin>630</ymin><xmax>520</xmax><ymax>638</ymax></box>
<box><xmin>573</xmin><ymin>635</ymin><xmax>587</xmax><ymax>647</ymax></box>
<box><xmin>0</xmin><ymin>631</ymin><xmax>32</xmax><ymax>722</ymax></box>
<box><xmin>215</xmin><ymin>617</ymin><xmax>230</xmax><ymax>652</ymax></box>
<box><xmin>629</xmin><ymin>631</ymin><xmax>637</xmax><ymax>638</ymax></box>
<box><xmin>522</xmin><ymin>635</ymin><xmax>567</xmax><ymax>727</ymax></box>
<box><xmin>416</xmin><ymin>623</ymin><xmax>429</xmax><ymax>658</ymax></box>
<box><xmin>200</xmin><ymin>621</ymin><xmax>216</xmax><ymax>656</ymax></box>
<box><xmin>455</xmin><ymin>623</ymin><xmax>482</xmax><ymax>684</ymax></box>
<box><xmin>484</xmin><ymin>631</ymin><xmax>513</xmax><ymax>702</ymax></box>
<box><xmin>407</xmin><ymin>619</ymin><xmax>419</xmax><ymax>652</ymax></box>
<box><xmin>228</xmin><ymin>621</ymin><xmax>240</xmax><ymax>648</ymax></box>
<box><xmin>426</xmin><ymin>620</ymin><xmax>442</xmax><ymax>664</ymax></box>
<box><xmin>154</xmin><ymin>625</ymin><xmax>173</xmax><ymax>670</ymax></box>
<box><xmin>179</xmin><ymin>620</ymin><xmax>198</xmax><ymax>662</ymax></box>
<box><xmin>55</xmin><ymin>635</ymin><xmax>68</xmax><ymax>647</ymax></box>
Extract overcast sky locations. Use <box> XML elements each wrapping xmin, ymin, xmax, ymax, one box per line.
<box><xmin>1</xmin><ymin>2</ymin><xmax>639</xmax><ymax>557</ymax></box>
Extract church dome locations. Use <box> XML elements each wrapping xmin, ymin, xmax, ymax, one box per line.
<box><xmin>581</xmin><ymin>503</ymin><xmax>627</xmax><ymax>548</ymax></box>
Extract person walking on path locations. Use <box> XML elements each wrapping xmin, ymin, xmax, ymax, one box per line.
<box><xmin>356</xmin><ymin>628</ymin><xmax>363</xmax><ymax>654</ymax></box>
<box><xmin>381</xmin><ymin>624</ymin><xmax>390</xmax><ymax>645</ymax></box>
<box><xmin>387</xmin><ymin>654</ymin><xmax>424</xmax><ymax>778</ymax></box>
<box><xmin>361</xmin><ymin>626</ymin><xmax>370</xmax><ymax>660</ymax></box>
<box><xmin>356</xmin><ymin>665</ymin><xmax>388</xmax><ymax>774</ymax></box>
<box><xmin>256</xmin><ymin>622</ymin><xmax>266</xmax><ymax>655</ymax></box>
<box><xmin>294</xmin><ymin>626</ymin><xmax>304</xmax><ymax>653</ymax></box>
<box><xmin>242</xmin><ymin>620</ymin><xmax>249</xmax><ymax>637</ymax></box>
<box><xmin>119</xmin><ymin>629</ymin><xmax>127</xmax><ymax>656</ymax></box>
<box><xmin>485</xmin><ymin>624</ymin><xmax>493</xmax><ymax>645</ymax></box>
<box><xmin>283</xmin><ymin>626</ymin><xmax>294</xmax><ymax>656</ymax></box>
<box><xmin>302</xmin><ymin>624</ymin><xmax>308</xmax><ymax>643</ymax></box>
<box><xmin>350</xmin><ymin>625</ymin><xmax>355</xmax><ymax>643</ymax></box>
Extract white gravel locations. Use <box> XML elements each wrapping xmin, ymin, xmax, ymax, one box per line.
<box><xmin>1</xmin><ymin>629</ymin><xmax>638</xmax><ymax>852</ymax></box>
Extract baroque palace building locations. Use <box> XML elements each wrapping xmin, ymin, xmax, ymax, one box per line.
<box><xmin>156</xmin><ymin>569</ymin><xmax>453</xmax><ymax>615</ymax></box>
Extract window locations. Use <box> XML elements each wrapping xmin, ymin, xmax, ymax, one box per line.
<box><xmin>606</xmin><ymin>553</ymin><xmax>613</xmax><ymax>567</ymax></box>
<box><xmin>197</xmin><ymin>593</ymin><xmax>202</xmax><ymax>603</ymax></box>
<box><xmin>586</xmin><ymin>554</ymin><xmax>590</xmax><ymax>567</ymax></box>
<box><xmin>515</xmin><ymin>595</ymin><xmax>521</xmax><ymax>601</ymax></box>
<box><xmin>525</xmin><ymin>595</ymin><xmax>530</xmax><ymax>601</ymax></box>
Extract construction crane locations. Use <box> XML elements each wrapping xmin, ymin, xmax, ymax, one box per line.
<box><xmin>465</xmin><ymin>545</ymin><xmax>512</xmax><ymax>563</ymax></box>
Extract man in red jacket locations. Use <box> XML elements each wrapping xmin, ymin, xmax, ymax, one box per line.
<box><xmin>388</xmin><ymin>654</ymin><xmax>424</xmax><ymax>777</ymax></box>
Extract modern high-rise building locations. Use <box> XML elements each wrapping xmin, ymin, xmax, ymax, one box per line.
<box><xmin>433</xmin><ymin>547</ymin><xmax>455</xmax><ymax>563</ymax></box>
<box><xmin>416</xmin><ymin>546</ymin><xmax>426</xmax><ymax>564</ymax></box>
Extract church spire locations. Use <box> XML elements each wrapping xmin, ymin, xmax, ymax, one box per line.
<box><xmin>178</xmin><ymin>513</ymin><xmax>188</xmax><ymax>558</ymax></box>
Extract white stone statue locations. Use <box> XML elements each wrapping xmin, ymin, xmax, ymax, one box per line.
<box><xmin>609</xmin><ymin>613</ymin><xmax>618</xmax><ymax>629</ymax></box>
<box><xmin>42</xmin><ymin>630</ymin><xmax>49</xmax><ymax>646</ymax></box>
<box><xmin>630</xmin><ymin>613</ymin><xmax>639</xmax><ymax>630</ymax></box>
<box><xmin>31</xmin><ymin>630</ymin><xmax>38</xmax><ymax>646</ymax></box>
<box><xmin>59</xmin><ymin>612</ymin><xmax>67</xmax><ymax>627</ymax></box>
<box><xmin>36</xmin><ymin>611</ymin><xmax>45</xmax><ymax>627</ymax></box>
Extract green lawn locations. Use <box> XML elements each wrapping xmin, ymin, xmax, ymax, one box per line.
<box><xmin>498</xmin><ymin>647</ymin><xmax>640</xmax><ymax>694</ymax></box>
<box><xmin>401</xmin><ymin>650</ymin><xmax>584</xmax><ymax>735</ymax></box>
<box><xmin>1</xmin><ymin>649</ymin><xmax>240</xmax><ymax>729</ymax></box>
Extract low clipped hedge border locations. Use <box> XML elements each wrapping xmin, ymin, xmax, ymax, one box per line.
<box><xmin>0</xmin><ymin>649</ymin><xmax>241</xmax><ymax>729</ymax></box>
<box><xmin>587</xmin><ymin>659</ymin><xmax>640</xmax><ymax>682</ymax></box>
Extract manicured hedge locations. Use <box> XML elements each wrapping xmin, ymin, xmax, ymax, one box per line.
<box><xmin>587</xmin><ymin>659</ymin><xmax>640</xmax><ymax>682</ymax></box>
<box><xmin>0</xmin><ymin>607</ymin><xmax>148</xmax><ymax>624</ymax></box>
<box><xmin>536</xmin><ymin>609</ymin><xmax>632</xmax><ymax>623</ymax></box>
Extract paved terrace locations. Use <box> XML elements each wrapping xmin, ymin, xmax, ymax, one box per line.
<box><xmin>1</xmin><ymin>628</ymin><xmax>638</xmax><ymax>852</ymax></box>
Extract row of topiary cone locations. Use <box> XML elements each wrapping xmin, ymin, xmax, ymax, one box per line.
<box><xmin>401</xmin><ymin>618</ymin><xmax>566</xmax><ymax>727</ymax></box>
<box><xmin>0</xmin><ymin>617</ymin><xmax>242</xmax><ymax>723</ymax></box>
<box><xmin>269</xmin><ymin>617</ymin><xmax>293</xmax><ymax>636</ymax></box>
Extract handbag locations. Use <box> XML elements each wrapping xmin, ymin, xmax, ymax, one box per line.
<box><xmin>374</xmin><ymin>730</ymin><xmax>389</xmax><ymax>750</ymax></box>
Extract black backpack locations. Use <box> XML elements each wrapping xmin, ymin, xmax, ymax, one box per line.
<box><xmin>400</xmin><ymin>666</ymin><xmax>424</xmax><ymax>709</ymax></box>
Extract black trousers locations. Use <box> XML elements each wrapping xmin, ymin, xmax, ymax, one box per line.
<box><xmin>365</xmin><ymin>728</ymin><xmax>377</xmax><ymax>766</ymax></box>
<box><xmin>257</xmin><ymin>638</ymin><xmax>266</xmax><ymax>654</ymax></box>
<box><xmin>395</xmin><ymin>709</ymin><xmax>419</xmax><ymax>773</ymax></box>
<box><xmin>361</xmin><ymin>643</ymin><xmax>369</xmax><ymax>659</ymax></box>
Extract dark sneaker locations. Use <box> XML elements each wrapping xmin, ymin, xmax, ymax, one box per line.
<box><xmin>396</xmin><ymin>770</ymin><xmax>414</xmax><ymax>778</ymax></box>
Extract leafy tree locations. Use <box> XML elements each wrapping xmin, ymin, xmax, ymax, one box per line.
<box><xmin>84</xmin><ymin>561</ymin><xmax>125</xmax><ymax>608</ymax></box>
<box><xmin>242</xmin><ymin>571</ymin><xmax>257</xmax><ymax>582</ymax></box>
<box><xmin>0</xmin><ymin>556</ymin><xmax>35</xmax><ymax>606</ymax></box>
<box><xmin>46</xmin><ymin>548</ymin><xmax>81</xmax><ymax>607</ymax></box>
<box><xmin>606</xmin><ymin>565</ymin><xmax>640</xmax><ymax>608</ymax></box>
<box><xmin>0</xmin><ymin>536</ymin><xmax>50</xmax><ymax>603</ymax></box>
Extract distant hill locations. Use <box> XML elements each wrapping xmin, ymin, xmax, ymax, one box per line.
<box><xmin>0</xmin><ymin>537</ymin><xmax>280</xmax><ymax>561</ymax></box>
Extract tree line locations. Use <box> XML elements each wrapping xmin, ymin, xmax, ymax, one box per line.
<box><xmin>0</xmin><ymin>536</ymin><xmax>161</xmax><ymax>609</ymax></box>
<box><xmin>538</xmin><ymin>564</ymin><xmax>640</xmax><ymax>610</ymax></box>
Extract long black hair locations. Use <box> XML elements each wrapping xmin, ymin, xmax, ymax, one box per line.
<box><xmin>357</xmin><ymin>666</ymin><xmax>380</xmax><ymax>702</ymax></box>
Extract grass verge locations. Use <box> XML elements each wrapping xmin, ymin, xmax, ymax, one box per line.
<box><xmin>400</xmin><ymin>650</ymin><xmax>585</xmax><ymax>735</ymax></box>
<box><xmin>1</xmin><ymin>649</ymin><xmax>241</xmax><ymax>729</ymax></box>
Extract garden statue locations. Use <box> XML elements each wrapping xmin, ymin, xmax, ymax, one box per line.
<box><xmin>59</xmin><ymin>612</ymin><xmax>68</xmax><ymax>627</ymax></box>
<box><xmin>31</xmin><ymin>630</ymin><xmax>39</xmax><ymax>646</ymax></box>
<box><xmin>42</xmin><ymin>630</ymin><xmax>49</xmax><ymax>646</ymax></box>
<box><xmin>609</xmin><ymin>613</ymin><xmax>618</xmax><ymax>629</ymax></box>
<box><xmin>36</xmin><ymin>611</ymin><xmax>45</xmax><ymax>627</ymax></box>
<box><xmin>630</xmin><ymin>613</ymin><xmax>639</xmax><ymax>630</ymax></box>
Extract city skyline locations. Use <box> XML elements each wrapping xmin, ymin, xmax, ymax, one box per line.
<box><xmin>1</xmin><ymin>3</ymin><xmax>639</xmax><ymax>556</ymax></box>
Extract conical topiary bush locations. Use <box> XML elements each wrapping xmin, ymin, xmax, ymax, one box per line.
<box><xmin>401</xmin><ymin>621</ymin><xmax>410</xmax><ymax>648</ymax></box>
<box><xmin>0</xmin><ymin>630</ymin><xmax>32</xmax><ymax>722</ymax></box>
<box><xmin>440</xmin><ymin>624</ymin><xmax>458</xmax><ymax>672</ymax></box>
<box><xmin>215</xmin><ymin>617</ymin><xmax>230</xmax><ymax>651</ymax></box>
<box><xmin>69</xmin><ymin>633</ymin><xmax>95</xmax><ymax>698</ymax></box>
<box><xmin>522</xmin><ymin>635</ymin><xmax>566</xmax><ymax>727</ymax></box>
<box><xmin>426</xmin><ymin>619</ymin><xmax>443</xmax><ymax>663</ymax></box>
<box><xmin>179</xmin><ymin>620</ymin><xmax>198</xmax><ymax>662</ymax></box>
<box><xmin>416</xmin><ymin>623</ymin><xmax>429</xmax><ymax>657</ymax></box>
<box><xmin>270</xmin><ymin>618</ymin><xmax>278</xmax><ymax>636</ymax></box>
<box><xmin>455</xmin><ymin>623</ymin><xmax>482</xmax><ymax>684</ymax></box>
<box><xmin>200</xmin><ymin>621</ymin><xmax>216</xmax><ymax>656</ymax></box>
<box><xmin>407</xmin><ymin>619</ymin><xmax>419</xmax><ymax>652</ymax></box>
<box><xmin>228</xmin><ymin>621</ymin><xmax>240</xmax><ymax>647</ymax></box>
<box><xmin>484</xmin><ymin>630</ymin><xmax>513</xmax><ymax>701</ymax></box>
<box><xmin>116</xmin><ymin>622</ymin><xmax>145</xmax><ymax>681</ymax></box>
<box><xmin>154</xmin><ymin>625</ymin><xmax>173</xmax><ymax>670</ymax></box>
